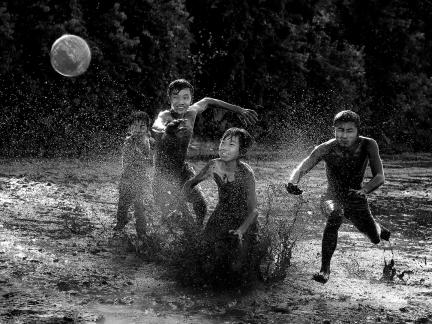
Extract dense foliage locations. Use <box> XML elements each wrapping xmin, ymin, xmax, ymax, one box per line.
<box><xmin>1</xmin><ymin>0</ymin><xmax>431</xmax><ymax>155</ymax></box>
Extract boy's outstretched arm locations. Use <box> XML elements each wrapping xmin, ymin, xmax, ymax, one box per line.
<box><xmin>182</xmin><ymin>160</ymin><xmax>214</xmax><ymax>195</ymax></box>
<box><xmin>190</xmin><ymin>97</ymin><xmax>258</xmax><ymax>126</ymax></box>
<box><xmin>286</xmin><ymin>145</ymin><xmax>324</xmax><ymax>192</ymax></box>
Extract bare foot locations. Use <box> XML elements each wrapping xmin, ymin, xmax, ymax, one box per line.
<box><xmin>312</xmin><ymin>271</ymin><xmax>330</xmax><ymax>284</ymax></box>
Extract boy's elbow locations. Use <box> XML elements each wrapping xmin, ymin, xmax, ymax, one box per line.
<box><xmin>202</xmin><ymin>96</ymin><xmax>212</xmax><ymax>103</ymax></box>
<box><xmin>376</xmin><ymin>172</ymin><xmax>384</xmax><ymax>183</ymax></box>
<box><xmin>373</xmin><ymin>174</ymin><xmax>385</xmax><ymax>188</ymax></box>
<box><xmin>152</xmin><ymin>125</ymin><xmax>164</xmax><ymax>133</ymax></box>
<box><xmin>201</xmin><ymin>97</ymin><xmax>215</xmax><ymax>108</ymax></box>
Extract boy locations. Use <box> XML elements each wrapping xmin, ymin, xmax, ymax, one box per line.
<box><xmin>114</xmin><ymin>111</ymin><xmax>153</xmax><ymax>240</ymax></box>
<box><xmin>152</xmin><ymin>79</ymin><xmax>258</xmax><ymax>226</ymax></box>
<box><xmin>286</xmin><ymin>110</ymin><xmax>390</xmax><ymax>284</ymax></box>
<box><xmin>182</xmin><ymin>128</ymin><xmax>258</xmax><ymax>282</ymax></box>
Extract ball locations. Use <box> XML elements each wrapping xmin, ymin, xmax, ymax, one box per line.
<box><xmin>50</xmin><ymin>34</ymin><xmax>91</xmax><ymax>77</ymax></box>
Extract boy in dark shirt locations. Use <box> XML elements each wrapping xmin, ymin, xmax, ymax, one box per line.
<box><xmin>114</xmin><ymin>111</ymin><xmax>153</xmax><ymax>240</ymax></box>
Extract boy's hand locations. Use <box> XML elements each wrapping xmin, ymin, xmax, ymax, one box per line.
<box><xmin>165</xmin><ymin>119</ymin><xmax>186</xmax><ymax>134</ymax></box>
<box><xmin>285</xmin><ymin>183</ymin><xmax>303</xmax><ymax>195</ymax></box>
<box><xmin>348</xmin><ymin>189</ymin><xmax>366</xmax><ymax>199</ymax></box>
<box><xmin>239</xmin><ymin>108</ymin><xmax>258</xmax><ymax>126</ymax></box>
<box><xmin>149</xmin><ymin>136</ymin><xmax>156</xmax><ymax>148</ymax></box>
<box><xmin>229</xmin><ymin>229</ymin><xmax>243</xmax><ymax>247</ymax></box>
<box><xmin>182</xmin><ymin>182</ymin><xmax>192</xmax><ymax>198</ymax></box>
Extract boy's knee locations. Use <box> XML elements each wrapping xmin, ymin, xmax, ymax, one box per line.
<box><xmin>326</xmin><ymin>220</ymin><xmax>342</xmax><ymax>231</ymax></box>
<box><xmin>326</xmin><ymin>210</ymin><xmax>343</xmax><ymax>229</ymax></box>
<box><xmin>322</xmin><ymin>200</ymin><xmax>342</xmax><ymax>218</ymax></box>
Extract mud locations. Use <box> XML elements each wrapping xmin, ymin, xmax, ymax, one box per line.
<box><xmin>1</xmin><ymin>153</ymin><xmax>431</xmax><ymax>323</ymax></box>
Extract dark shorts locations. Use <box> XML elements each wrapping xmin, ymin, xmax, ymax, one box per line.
<box><xmin>320</xmin><ymin>194</ymin><xmax>380</xmax><ymax>243</ymax></box>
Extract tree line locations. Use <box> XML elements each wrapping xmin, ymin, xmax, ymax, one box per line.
<box><xmin>1</xmin><ymin>0</ymin><xmax>431</xmax><ymax>156</ymax></box>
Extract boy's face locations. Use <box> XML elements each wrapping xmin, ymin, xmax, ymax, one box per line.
<box><xmin>219</xmin><ymin>135</ymin><xmax>240</xmax><ymax>162</ymax></box>
<box><xmin>334</xmin><ymin>121</ymin><xmax>358</xmax><ymax>148</ymax></box>
<box><xmin>170</xmin><ymin>88</ymin><xmax>192</xmax><ymax>115</ymax></box>
<box><xmin>129</xmin><ymin>120</ymin><xmax>148</xmax><ymax>137</ymax></box>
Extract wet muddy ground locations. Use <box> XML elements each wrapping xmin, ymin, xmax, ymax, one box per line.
<box><xmin>1</xmin><ymin>152</ymin><xmax>431</xmax><ymax>323</ymax></box>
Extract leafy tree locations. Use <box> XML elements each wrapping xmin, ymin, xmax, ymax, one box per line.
<box><xmin>0</xmin><ymin>0</ymin><xmax>193</xmax><ymax>156</ymax></box>
<box><xmin>0</xmin><ymin>2</ymin><xmax>15</xmax><ymax>74</ymax></box>
<box><xmin>187</xmin><ymin>0</ymin><xmax>366</xmax><ymax>142</ymax></box>
<box><xmin>335</xmin><ymin>0</ymin><xmax>432</xmax><ymax>150</ymax></box>
<box><xmin>1</xmin><ymin>0</ymin><xmax>431</xmax><ymax>155</ymax></box>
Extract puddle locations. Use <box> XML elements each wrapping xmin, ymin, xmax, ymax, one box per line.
<box><xmin>88</xmin><ymin>304</ymin><xmax>219</xmax><ymax>324</ymax></box>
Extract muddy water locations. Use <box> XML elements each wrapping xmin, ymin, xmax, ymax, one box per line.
<box><xmin>89</xmin><ymin>304</ymin><xmax>219</xmax><ymax>324</ymax></box>
<box><xmin>1</xmin><ymin>155</ymin><xmax>432</xmax><ymax>323</ymax></box>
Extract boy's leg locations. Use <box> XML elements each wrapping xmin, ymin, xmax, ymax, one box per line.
<box><xmin>187</xmin><ymin>187</ymin><xmax>207</xmax><ymax>226</ymax></box>
<box><xmin>134</xmin><ymin>190</ymin><xmax>149</xmax><ymax>238</ymax></box>
<box><xmin>152</xmin><ymin>174</ymin><xmax>189</xmax><ymax>234</ymax></box>
<box><xmin>134</xmin><ymin>199</ymin><xmax>146</xmax><ymax>239</ymax></box>
<box><xmin>380</xmin><ymin>225</ymin><xmax>391</xmax><ymax>241</ymax></box>
<box><xmin>345</xmin><ymin>196</ymin><xmax>390</xmax><ymax>244</ymax></box>
<box><xmin>134</xmin><ymin>178</ymin><xmax>151</xmax><ymax>240</ymax></box>
<box><xmin>314</xmin><ymin>199</ymin><xmax>343</xmax><ymax>283</ymax></box>
<box><xmin>114</xmin><ymin>180</ymin><xmax>133</xmax><ymax>230</ymax></box>
<box><xmin>152</xmin><ymin>174</ymin><xmax>177</xmax><ymax>217</ymax></box>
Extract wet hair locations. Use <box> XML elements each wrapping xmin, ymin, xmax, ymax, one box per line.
<box><xmin>333</xmin><ymin>110</ymin><xmax>361</xmax><ymax>129</ymax></box>
<box><xmin>167</xmin><ymin>79</ymin><xmax>194</xmax><ymax>98</ymax></box>
<box><xmin>129</xmin><ymin>110</ymin><xmax>150</xmax><ymax>127</ymax></box>
<box><xmin>221</xmin><ymin>127</ymin><xmax>254</xmax><ymax>156</ymax></box>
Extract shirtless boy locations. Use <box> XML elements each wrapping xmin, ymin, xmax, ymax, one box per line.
<box><xmin>286</xmin><ymin>110</ymin><xmax>390</xmax><ymax>283</ymax></box>
<box><xmin>152</xmin><ymin>79</ymin><xmax>258</xmax><ymax>225</ymax></box>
